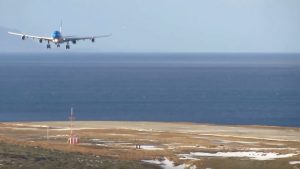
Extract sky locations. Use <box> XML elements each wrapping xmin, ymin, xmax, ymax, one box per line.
<box><xmin>0</xmin><ymin>0</ymin><xmax>300</xmax><ymax>53</ymax></box>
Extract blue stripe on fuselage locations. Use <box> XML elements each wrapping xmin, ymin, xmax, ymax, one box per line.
<box><xmin>51</xmin><ymin>31</ymin><xmax>62</xmax><ymax>39</ymax></box>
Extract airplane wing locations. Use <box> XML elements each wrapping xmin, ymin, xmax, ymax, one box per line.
<box><xmin>8</xmin><ymin>32</ymin><xmax>53</xmax><ymax>41</ymax></box>
<box><xmin>63</xmin><ymin>34</ymin><xmax>112</xmax><ymax>42</ymax></box>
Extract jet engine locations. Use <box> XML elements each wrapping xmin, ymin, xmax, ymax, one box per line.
<box><xmin>39</xmin><ymin>39</ymin><xmax>43</xmax><ymax>43</ymax></box>
<box><xmin>22</xmin><ymin>35</ymin><xmax>25</xmax><ymax>40</ymax></box>
<box><xmin>72</xmin><ymin>40</ymin><xmax>76</xmax><ymax>44</ymax></box>
<box><xmin>91</xmin><ymin>38</ymin><xmax>95</xmax><ymax>43</ymax></box>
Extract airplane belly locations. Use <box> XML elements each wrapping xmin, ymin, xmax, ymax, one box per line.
<box><xmin>53</xmin><ymin>38</ymin><xmax>64</xmax><ymax>43</ymax></box>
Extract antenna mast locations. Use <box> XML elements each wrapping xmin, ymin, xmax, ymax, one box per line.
<box><xmin>69</xmin><ymin>107</ymin><xmax>75</xmax><ymax>136</ymax></box>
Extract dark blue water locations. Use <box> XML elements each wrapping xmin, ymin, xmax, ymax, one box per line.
<box><xmin>0</xmin><ymin>53</ymin><xmax>299</xmax><ymax>127</ymax></box>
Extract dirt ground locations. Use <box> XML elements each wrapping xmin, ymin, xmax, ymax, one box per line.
<box><xmin>0</xmin><ymin>121</ymin><xmax>300</xmax><ymax>169</ymax></box>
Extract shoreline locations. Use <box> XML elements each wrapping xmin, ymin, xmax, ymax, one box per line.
<box><xmin>2</xmin><ymin>121</ymin><xmax>300</xmax><ymax>143</ymax></box>
<box><xmin>2</xmin><ymin>119</ymin><xmax>300</xmax><ymax>130</ymax></box>
<box><xmin>2</xmin><ymin>120</ymin><xmax>300</xmax><ymax>129</ymax></box>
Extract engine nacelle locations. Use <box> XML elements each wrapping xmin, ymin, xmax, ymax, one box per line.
<box><xmin>39</xmin><ymin>39</ymin><xmax>43</xmax><ymax>43</ymax></box>
<box><xmin>72</xmin><ymin>40</ymin><xmax>76</xmax><ymax>44</ymax></box>
<box><xmin>91</xmin><ymin>38</ymin><xmax>95</xmax><ymax>43</ymax></box>
<box><xmin>22</xmin><ymin>35</ymin><xmax>25</xmax><ymax>40</ymax></box>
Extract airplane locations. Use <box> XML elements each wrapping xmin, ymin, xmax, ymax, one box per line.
<box><xmin>8</xmin><ymin>23</ymin><xmax>111</xmax><ymax>49</ymax></box>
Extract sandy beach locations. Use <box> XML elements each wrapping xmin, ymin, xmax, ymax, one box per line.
<box><xmin>0</xmin><ymin>121</ymin><xmax>300</xmax><ymax>169</ymax></box>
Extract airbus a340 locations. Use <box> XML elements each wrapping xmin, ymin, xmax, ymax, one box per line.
<box><xmin>8</xmin><ymin>23</ymin><xmax>111</xmax><ymax>49</ymax></box>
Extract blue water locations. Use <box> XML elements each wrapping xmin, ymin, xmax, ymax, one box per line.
<box><xmin>0</xmin><ymin>53</ymin><xmax>299</xmax><ymax>127</ymax></box>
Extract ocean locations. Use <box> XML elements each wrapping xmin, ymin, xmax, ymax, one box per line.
<box><xmin>0</xmin><ymin>53</ymin><xmax>299</xmax><ymax>127</ymax></box>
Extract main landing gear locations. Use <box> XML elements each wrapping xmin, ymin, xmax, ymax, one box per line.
<box><xmin>46</xmin><ymin>41</ymin><xmax>51</xmax><ymax>49</ymax></box>
<box><xmin>66</xmin><ymin>43</ymin><xmax>70</xmax><ymax>50</ymax></box>
<box><xmin>46</xmin><ymin>42</ymin><xmax>70</xmax><ymax>50</ymax></box>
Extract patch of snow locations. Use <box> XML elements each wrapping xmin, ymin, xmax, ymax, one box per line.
<box><xmin>29</xmin><ymin>125</ymin><xmax>49</xmax><ymax>128</ymax></box>
<box><xmin>163</xmin><ymin>143</ymin><xmax>182</xmax><ymax>149</ymax></box>
<box><xmin>13</xmin><ymin>124</ymin><xmax>49</xmax><ymax>128</ymax></box>
<box><xmin>179</xmin><ymin>156</ymin><xmax>199</xmax><ymax>160</ymax></box>
<box><xmin>264</xmin><ymin>142</ymin><xmax>284</xmax><ymax>146</ymax></box>
<box><xmin>14</xmin><ymin>123</ymin><xmax>25</xmax><ymax>126</ymax></box>
<box><xmin>189</xmin><ymin>165</ymin><xmax>197</xmax><ymax>169</ymax></box>
<box><xmin>109</xmin><ymin>133</ymin><xmax>134</xmax><ymax>137</ymax></box>
<box><xmin>88</xmin><ymin>139</ymin><xmax>134</xmax><ymax>148</ymax></box>
<box><xmin>179</xmin><ymin>145</ymin><xmax>207</xmax><ymax>149</ymax></box>
<box><xmin>290</xmin><ymin>161</ymin><xmax>300</xmax><ymax>165</ymax></box>
<box><xmin>47</xmin><ymin>134</ymin><xmax>68</xmax><ymax>138</ymax></box>
<box><xmin>50</xmin><ymin>128</ymin><xmax>70</xmax><ymax>131</ymax></box>
<box><xmin>5</xmin><ymin>127</ymin><xmax>39</xmax><ymax>130</ymax></box>
<box><xmin>96</xmin><ymin>144</ymin><xmax>108</xmax><ymax>147</ymax></box>
<box><xmin>142</xmin><ymin>159</ymin><xmax>162</xmax><ymax>165</ymax></box>
<box><xmin>249</xmin><ymin>147</ymin><xmax>297</xmax><ymax>151</ymax></box>
<box><xmin>140</xmin><ymin>145</ymin><xmax>164</xmax><ymax>150</ymax></box>
<box><xmin>198</xmin><ymin>134</ymin><xmax>299</xmax><ymax>142</ymax></box>
<box><xmin>179</xmin><ymin>151</ymin><xmax>297</xmax><ymax>161</ymax></box>
<box><xmin>180</xmin><ymin>145</ymin><xmax>197</xmax><ymax>148</ymax></box>
<box><xmin>142</xmin><ymin>157</ymin><xmax>196</xmax><ymax>169</ymax></box>
<box><xmin>219</xmin><ymin>140</ymin><xmax>258</xmax><ymax>144</ymax></box>
<box><xmin>137</xmin><ymin>129</ymin><xmax>154</xmax><ymax>132</ymax></box>
<box><xmin>79</xmin><ymin>143</ymin><xmax>93</xmax><ymax>146</ymax></box>
<box><xmin>138</xmin><ymin>139</ymin><xmax>157</xmax><ymax>142</ymax></box>
<box><xmin>118</xmin><ymin>143</ymin><xmax>132</xmax><ymax>145</ymax></box>
<box><xmin>90</xmin><ymin>139</ymin><xmax>116</xmax><ymax>143</ymax></box>
<box><xmin>52</xmin><ymin>127</ymin><xmax>97</xmax><ymax>131</ymax></box>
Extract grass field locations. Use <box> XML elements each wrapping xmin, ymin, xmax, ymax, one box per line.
<box><xmin>0</xmin><ymin>121</ymin><xmax>299</xmax><ymax>169</ymax></box>
<box><xmin>0</xmin><ymin>141</ymin><xmax>159</xmax><ymax>169</ymax></box>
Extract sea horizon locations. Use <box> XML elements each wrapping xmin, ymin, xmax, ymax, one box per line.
<box><xmin>0</xmin><ymin>53</ymin><xmax>299</xmax><ymax>127</ymax></box>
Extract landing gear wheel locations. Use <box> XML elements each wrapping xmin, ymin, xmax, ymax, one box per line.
<box><xmin>57</xmin><ymin>44</ymin><xmax>60</xmax><ymax>48</ymax></box>
<box><xmin>47</xmin><ymin>44</ymin><xmax>51</xmax><ymax>49</ymax></box>
<box><xmin>66</xmin><ymin>44</ymin><xmax>70</xmax><ymax>49</ymax></box>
